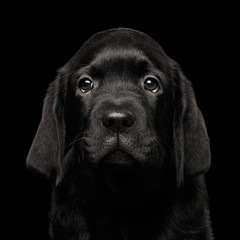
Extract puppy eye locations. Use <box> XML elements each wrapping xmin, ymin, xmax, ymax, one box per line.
<box><xmin>78</xmin><ymin>77</ymin><xmax>93</xmax><ymax>93</ymax></box>
<box><xmin>144</xmin><ymin>76</ymin><xmax>160</xmax><ymax>93</ymax></box>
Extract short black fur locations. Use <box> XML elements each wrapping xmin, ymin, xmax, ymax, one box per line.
<box><xmin>26</xmin><ymin>28</ymin><xmax>214</xmax><ymax>239</ymax></box>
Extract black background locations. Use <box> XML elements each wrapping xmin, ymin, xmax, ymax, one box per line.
<box><xmin>3</xmin><ymin>3</ymin><xmax>237</xmax><ymax>239</ymax></box>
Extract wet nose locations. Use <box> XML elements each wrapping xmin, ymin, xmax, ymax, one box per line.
<box><xmin>102</xmin><ymin>111</ymin><xmax>135</xmax><ymax>133</ymax></box>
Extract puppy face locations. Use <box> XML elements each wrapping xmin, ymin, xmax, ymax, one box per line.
<box><xmin>27</xmin><ymin>28</ymin><xmax>210</xmax><ymax>186</ymax></box>
<box><xmin>69</xmin><ymin>47</ymin><xmax>173</xmax><ymax>169</ymax></box>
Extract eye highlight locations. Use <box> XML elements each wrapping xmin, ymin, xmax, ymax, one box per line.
<box><xmin>78</xmin><ymin>77</ymin><xmax>93</xmax><ymax>93</ymax></box>
<box><xmin>144</xmin><ymin>76</ymin><xmax>160</xmax><ymax>93</ymax></box>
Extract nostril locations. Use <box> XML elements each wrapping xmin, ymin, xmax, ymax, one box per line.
<box><xmin>102</xmin><ymin>111</ymin><xmax>135</xmax><ymax>133</ymax></box>
<box><xmin>122</xmin><ymin>115</ymin><xmax>134</xmax><ymax>127</ymax></box>
<box><xmin>103</xmin><ymin>117</ymin><xmax>114</xmax><ymax>128</ymax></box>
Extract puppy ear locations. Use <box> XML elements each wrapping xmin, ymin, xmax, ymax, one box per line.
<box><xmin>172</xmin><ymin>63</ymin><xmax>211</xmax><ymax>186</ymax></box>
<box><xmin>26</xmin><ymin>74</ymin><xmax>66</xmax><ymax>185</ymax></box>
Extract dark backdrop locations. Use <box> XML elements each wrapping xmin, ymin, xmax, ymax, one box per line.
<box><xmin>4</xmin><ymin>4</ymin><xmax>236</xmax><ymax>239</ymax></box>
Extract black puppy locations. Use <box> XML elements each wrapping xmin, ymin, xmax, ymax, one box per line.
<box><xmin>27</xmin><ymin>28</ymin><xmax>214</xmax><ymax>239</ymax></box>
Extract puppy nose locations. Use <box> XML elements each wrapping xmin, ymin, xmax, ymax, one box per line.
<box><xmin>102</xmin><ymin>111</ymin><xmax>135</xmax><ymax>133</ymax></box>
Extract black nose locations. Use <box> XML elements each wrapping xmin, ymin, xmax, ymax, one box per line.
<box><xmin>102</xmin><ymin>111</ymin><xmax>135</xmax><ymax>133</ymax></box>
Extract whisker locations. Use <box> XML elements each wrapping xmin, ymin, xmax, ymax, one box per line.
<box><xmin>64</xmin><ymin>132</ymin><xmax>84</xmax><ymax>151</ymax></box>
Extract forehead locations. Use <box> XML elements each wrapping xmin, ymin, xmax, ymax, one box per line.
<box><xmin>77</xmin><ymin>47</ymin><xmax>166</xmax><ymax>81</ymax></box>
<box><xmin>90</xmin><ymin>48</ymin><xmax>151</xmax><ymax>76</ymax></box>
<box><xmin>93</xmin><ymin>48</ymin><xmax>148</xmax><ymax>63</ymax></box>
<box><xmin>66</xmin><ymin>29</ymin><xmax>172</xmax><ymax>79</ymax></box>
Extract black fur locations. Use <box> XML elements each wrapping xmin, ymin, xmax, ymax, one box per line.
<box><xmin>26</xmin><ymin>28</ymin><xmax>214</xmax><ymax>239</ymax></box>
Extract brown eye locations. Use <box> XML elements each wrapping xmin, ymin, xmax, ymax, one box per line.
<box><xmin>78</xmin><ymin>77</ymin><xmax>93</xmax><ymax>93</ymax></box>
<box><xmin>144</xmin><ymin>77</ymin><xmax>160</xmax><ymax>93</ymax></box>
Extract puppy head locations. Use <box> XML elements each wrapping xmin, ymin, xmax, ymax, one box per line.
<box><xmin>26</xmin><ymin>28</ymin><xmax>210</xmax><ymax>186</ymax></box>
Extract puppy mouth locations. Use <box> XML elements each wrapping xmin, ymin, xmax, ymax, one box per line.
<box><xmin>100</xmin><ymin>149</ymin><xmax>136</xmax><ymax>171</ymax></box>
<box><xmin>85</xmin><ymin>134</ymin><xmax>148</xmax><ymax>167</ymax></box>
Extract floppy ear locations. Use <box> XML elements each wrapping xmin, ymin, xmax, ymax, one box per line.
<box><xmin>172</xmin><ymin>63</ymin><xmax>211</xmax><ymax>186</ymax></box>
<box><xmin>26</xmin><ymin>74</ymin><xmax>66</xmax><ymax>185</ymax></box>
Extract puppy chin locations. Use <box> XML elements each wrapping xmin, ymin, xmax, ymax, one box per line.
<box><xmin>100</xmin><ymin>150</ymin><xmax>135</xmax><ymax>170</ymax></box>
